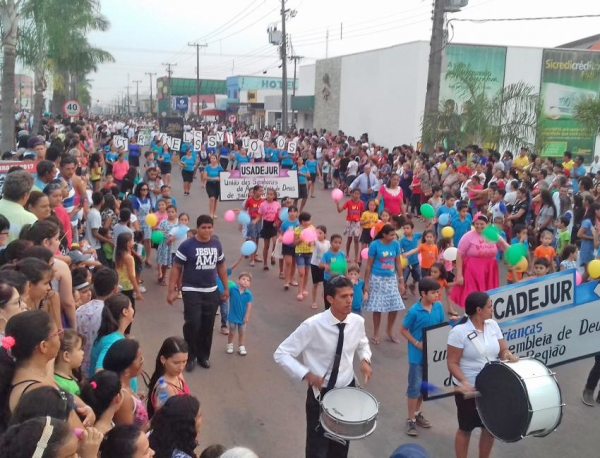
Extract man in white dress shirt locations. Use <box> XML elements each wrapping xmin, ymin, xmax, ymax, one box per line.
<box><xmin>274</xmin><ymin>276</ymin><xmax>372</xmax><ymax>458</ymax></box>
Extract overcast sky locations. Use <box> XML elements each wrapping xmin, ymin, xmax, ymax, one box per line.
<box><xmin>83</xmin><ymin>0</ymin><xmax>599</xmax><ymax>105</ymax></box>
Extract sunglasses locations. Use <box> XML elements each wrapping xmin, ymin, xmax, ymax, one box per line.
<box><xmin>45</xmin><ymin>328</ymin><xmax>64</xmax><ymax>341</ymax></box>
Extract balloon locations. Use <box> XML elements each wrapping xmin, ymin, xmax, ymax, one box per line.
<box><xmin>151</xmin><ymin>230</ymin><xmax>165</xmax><ymax>244</ymax></box>
<box><xmin>441</xmin><ymin>226</ymin><xmax>454</xmax><ymax>239</ymax></box>
<box><xmin>482</xmin><ymin>225</ymin><xmax>500</xmax><ymax>242</ymax></box>
<box><xmin>279</xmin><ymin>208</ymin><xmax>289</xmax><ymax>222</ymax></box>
<box><xmin>361</xmin><ymin>248</ymin><xmax>369</xmax><ymax>260</ymax></box>
<box><xmin>443</xmin><ymin>247</ymin><xmax>458</xmax><ymax>261</ymax></box>
<box><xmin>373</xmin><ymin>222</ymin><xmax>384</xmax><ymax>236</ymax></box>
<box><xmin>400</xmin><ymin>256</ymin><xmax>408</xmax><ymax>268</ymax></box>
<box><xmin>588</xmin><ymin>260</ymin><xmax>600</xmax><ymax>279</ymax></box>
<box><xmin>575</xmin><ymin>270</ymin><xmax>582</xmax><ymax>285</ymax></box>
<box><xmin>282</xmin><ymin>229</ymin><xmax>295</xmax><ymax>245</ymax></box>
<box><xmin>224</xmin><ymin>210</ymin><xmax>236</xmax><ymax>222</ymax></box>
<box><xmin>241</xmin><ymin>240</ymin><xmax>257</xmax><ymax>256</ymax></box>
<box><xmin>370</xmin><ymin>227</ymin><xmax>376</xmax><ymax>239</ymax></box>
<box><xmin>420</xmin><ymin>203</ymin><xmax>435</xmax><ymax>219</ymax></box>
<box><xmin>300</xmin><ymin>227</ymin><xmax>318</xmax><ymax>242</ymax></box>
<box><xmin>237</xmin><ymin>211</ymin><xmax>251</xmax><ymax>225</ymax></box>
<box><xmin>331</xmin><ymin>188</ymin><xmax>344</xmax><ymax>201</ymax></box>
<box><xmin>438</xmin><ymin>213</ymin><xmax>450</xmax><ymax>226</ymax></box>
<box><xmin>145</xmin><ymin>213</ymin><xmax>158</xmax><ymax>227</ymax></box>
<box><xmin>515</xmin><ymin>257</ymin><xmax>528</xmax><ymax>273</ymax></box>
<box><xmin>505</xmin><ymin>244</ymin><xmax>524</xmax><ymax>266</ymax></box>
<box><xmin>170</xmin><ymin>225</ymin><xmax>188</xmax><ymax>239</ymax></box>
<box><xmin>330</xmin><ymin>257</ymin><xmax>347</xmax><ymax>274</ymax></box>
<box><xmin>228</xmin><ymin>280</ymin><xmax>236</xmax><ymax>289</ymax></box>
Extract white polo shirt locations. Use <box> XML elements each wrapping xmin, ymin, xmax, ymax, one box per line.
<box><xmin>447</xmin><ymin>318</ymin><xmax>503</xmax><ymax>386</ymax></box>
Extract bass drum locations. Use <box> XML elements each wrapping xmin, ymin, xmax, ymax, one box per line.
<box><xmin>475</xmin><ymin>358</ymin><xmax>563</xmax><ymax>443</ymax></box>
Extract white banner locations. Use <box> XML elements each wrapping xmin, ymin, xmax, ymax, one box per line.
<box><xmin>263</xmin><ymin>131</ymin><xmax>271</xmax><ymax>141</ymax></box>
<box><xmin>193</xmin><ymin>131</ymin><xmax>203</xmax><ymax>152</ymax></box>
<box><xmin>242</xmin><ymin>137</ymin><xmax>250</xmax><ymax>149</ymax></box>
<box><xmin>219</xmin><ymin>163</ymin><xmax>299</xmax><ymax>201</ymax></box>
<box><xmin>183</xmin><ymin>131</ymin><xmax>193</xmax><ymax>143</ymax></box>
<box><xmin>288</xmin><ymin>141</ymin><xmax>297</xmax><ymax>155</ymax></box>
<box><xmin>216</xmin><ymin>131</ymin><xmax>224</xmax><ymax>143</ymax></box>
<box><xmin>423</xmin><ymin>270</ymin><xmax>597</xmax><ymax>400</ymax></box>
<box><xmin>276</xmin><ymin>136</ymin><xmax>286</xmax><ymax>150</ymax></box>
<box><xmin>158</xmin><ymin>133</ymin><xmax>168</xmax><ymax>143</ymax></box>
<box><xmin>226</xmin><ymin>132</ymin><xmax>234</xmax><ymax>144</ymax></box>
<box><xmin>137</xmin><ymin>134</ymin><xmax>148</xmax><ymax>146</ymax></box>
<box><xmin>207</xmin><ymin>135</ymin><xmax>217</xmax><ymax>148</ymax></box>
<box><xmin>114</xmin><ymin>135</ymin><xmax>128</xmax><ymax>151</ymax></box>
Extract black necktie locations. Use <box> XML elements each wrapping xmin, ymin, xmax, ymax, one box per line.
<box><xmin>326</xmin><ymin>323</ymin><xmax>346</xmax><ymax>391</ymax></box>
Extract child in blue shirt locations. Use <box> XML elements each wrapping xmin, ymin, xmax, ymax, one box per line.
<box><xmin>399</xmin><ymin>221</ymin><xmax>421</xmax><ymax>296</ymax></box>
<box><xmin>226</xmin><ymin>272</ymin><xmax>254</xmax><ymax>356</ymax></box>
<box><xmin>400</xmin><ymin>278</ymin><xmax>445</xmax><ymax>436</ymax></box>
<box><xmin>347</xmin><ymin>263</ymin><xmax>364</xmax><ymax>315</ymax></box>
<box><xmin>216</xmin><ymin>254</ymin><xmax>243</xmax><ymax>335</ymax></box>
<box><xmin>319</xmin><ymin>234</ymin><xmax>346</xmax><ymax>309</ymax></box>
<box><xmin>451</xmin><ymin>202</ymin><xmax>472</xmax><ymax>248</ymax></box>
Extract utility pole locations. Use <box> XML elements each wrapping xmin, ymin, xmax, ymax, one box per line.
<box><xmin>161</xmin><ymin>62</ymin><xmax>177</xmax><ymax>116</ymax></box>
<box><xmin>133</xmin><ymin>80</ymin><xmax>142</xmax><ymax>115</ymax></box>
<box><xmin>145</xmin><ymin>72</ymin><xmax>157</xmax><ymax>117</ymax></box>
<box><xmin>280</xmin><ymin>0</ymin><xmax>288</xmax><ymax>133</ymax></box>
<box><xmin>326</xmin><ymin>29</ymin><xmax>329</xmax><ymax>58</ymax></box>
<box><xmin>422</xmin><ymin>0</ymin><xmax>446</xmax><ymax>153</ymax></box>
<box><xmin>290</xmin><ymin>55</ymin><xmax>303</xmax><ymax>97</ymax></box>
<box><xmin>125</xmin><ymin>84</ymin><xmax>131</xmax><ymax>115</ymax></box>
<box><xmin>188</xmin><ymin>42</ymin><xmax>208</xmax><ymax>120</ymax></box>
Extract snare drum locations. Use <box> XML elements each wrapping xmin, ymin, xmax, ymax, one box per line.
<box><xmin>475</xmin><ymin>358</ymin><xmax>563</xmax><ymax>442</ymax></box>
<box><xmin>319</xmin><ymin>387</ymin><xmax>378</xmax><ymax>442</ymax></box>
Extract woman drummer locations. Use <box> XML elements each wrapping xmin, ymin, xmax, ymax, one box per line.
<box><xmin>446</xmin><ymin>292</ymin><xmax>518</xmax><ymax>458</ymax></box>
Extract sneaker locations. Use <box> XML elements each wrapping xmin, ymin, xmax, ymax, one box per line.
<box><xmin>405</xmin><ymin>419</ymin><xmax>418</xmax><ymax>436</ymax></box>
<box><xmin>216</xmin><ymin>308</ymin><xmax>220</xmax><ymax>315</ymax></box>
<box><xmin>238</xmin><ymin>346</ymin><xmax>247</xmax><ymax>356</ymax></box>
<box><xmin>226</xmin><ymin>343</ymin><xmax>234</xmax><ymax>354</ymax></box>
<box><xmin>583</xmin><ymin>389</ymin><xmax>596</xmax><ymax>406</ymax></box>
<box><xmin>139</xmin><ymin>285</ymin><xmax>147</xmax><ymax>293</ymax></box>
<box><xmin>415</xmin><ymin>412</ymin><xmax>431</xmax><ymax>428</ymax></box>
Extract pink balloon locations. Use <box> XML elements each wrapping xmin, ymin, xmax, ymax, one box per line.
<box><xmin>282</xmin><ymin>229</ymin><xmax>295</xmax><ymax>245</ymax></box>
<box><xmin>331</xmin><ymin>188</ymin><xmax>343</xmax><ymax>201</ymax></box>
<box><xmin>418</xmin><ymin>253</ymin><xmax>422</xmax><ymax>264</ymax></box>
<box><xmin>224</xmin><ymin>210</ymin><xmax>236</xmax><ymax>222</ymax></box>
<box><xmin>361</xmin><ymin>248</ymin><xmax>369</xmax><ymax>260</ymax></box>
<box><xmin>576</xmin><ymin>270</ymin><xmax>582</xmax><ymax>285</ymax></box>
<box><xmin>301</xmin><ymin>227</ymin><xmax>317</xmax><ymax>242</ymax></box>
<box><xmin>370</xmin><ymin>227</ymin><xmax>375</xmax><ymax>238</ymax></box>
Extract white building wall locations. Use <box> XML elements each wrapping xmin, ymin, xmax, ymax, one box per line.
<box><xmin>297</xmin><ymin>65</ymin><xmax>316</xmax><ymax>96</ymax></box>
<box><xmin>338</xmin><ymin>41</ymin><xmax>429</xmax><ymax>148</ymax></box>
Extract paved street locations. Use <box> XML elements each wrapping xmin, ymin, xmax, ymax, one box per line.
<box><xmin>133</xmin><ymin>171</ymin><xmax>600</xmax><ymax>458</ymax></box>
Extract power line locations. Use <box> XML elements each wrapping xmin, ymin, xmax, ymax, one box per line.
<box><xmin>205</xmin><ymin>6</ymin><xmax>279</xmax><ymax>45</ymax></box>
<box><xmin>189</xmin><ymin>0</ymin><xmax>263</xmax><ymax>43</ymax></box>
<box><xmin>449</xmin><ymin>13</ymin><xmax>600</xmax><ymax>23</ymax></box>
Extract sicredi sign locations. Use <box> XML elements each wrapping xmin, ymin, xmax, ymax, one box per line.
<box><xmin>422</xmin><ymin>269</ymin><xmax>597</xmax><ymax>400</ymax></box>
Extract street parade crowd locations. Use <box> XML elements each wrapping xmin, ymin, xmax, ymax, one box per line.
<box><xmin>0</xmin><ymin>114</ymin><xmax>598</xmax><ymax>458</ymax></box>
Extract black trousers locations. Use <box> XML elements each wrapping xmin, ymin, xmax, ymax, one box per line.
<box><xmin>305</xmin><ymin>386</ymin><xmax>352</xmax><ymax>458</ymax></box>
<box><xmin>585</xmin><ymin>354</ymin><xmax>600</xmax><ymax>391</ymax></box>
<box><xmin>182</xmin><ymin>290</ymin><xmax>220</xmax><ymax>362</ymax></box>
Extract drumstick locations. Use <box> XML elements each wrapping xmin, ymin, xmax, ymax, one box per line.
<box><xmin>421</xmin><ymin>381</ymin><xmax>481</xmax><ymax>399</ymax></box>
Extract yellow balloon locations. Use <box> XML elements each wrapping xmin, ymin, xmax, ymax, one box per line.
<box><xmin>515</xmin><ymin>257</ymin><xmax>528</xmax><ymax>273</ymax></box>
<box><xmin>441</xmin><ymin>226</ymin><xmax>455</xmax><ymax>239</ymax></box>
<box><xmin>587</xmin><ymin>259</ymin><xmax>600</xmax><ymax>279</ymax></box>
<box><xmin>145</xmin><ymin>213</ymin><xmax>158</xmax><ymax>227</ymax></box>
<box><xmin>401</xmin><ymin>256</ymin><xmax>408</xmax><ymax>268</ymax></box>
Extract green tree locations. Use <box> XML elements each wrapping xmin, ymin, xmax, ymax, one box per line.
<box><xmin>422</xmin><ymin>62</ymin><xmax>541</xmax><ymax>153</ymax></box>
<box><xmin>0</xmin><ymin>0</ymin><xmax>26</xmax><ymax>153</ymax></box>
<box><xmin>574</xmin><ymin>96</ymin><xmax>600</xmax><ymax>137</ymax></box>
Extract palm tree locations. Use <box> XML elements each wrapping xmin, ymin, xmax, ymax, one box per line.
<box><xmin>422</xmin><ymin>62</ymin><xmax>541</xmax><ymax>153</ymax></box>
<box><xmin>0</xmin><ymin>0</ymin><xmax>25</xmax><ymax>153</ymax></box>
<box><xmin>575</xmin><ymin>97</ymin><xmax>600</xmax><ymax>137</ymax></box>
<box><xmin>17</xmin><ymin>0</ymin><xmax>112</xmax><ymax>133</ymax></box>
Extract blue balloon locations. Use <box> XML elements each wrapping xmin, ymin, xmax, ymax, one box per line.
<box><xmin>390</xmin><ymin>443</ymin><xmax>429</xmax><ymax>458</ymax></box>
<box><xmin>174</xmin><ymin>225</ymin><xmax>189</xmax><ymax>238</ymax></box>
<box><xmin>237</xmin><ymin>211</ymin><xmax>251</xmax><ymax>225</ymax></box>
<box><xmin>279</xmin><ymin>207</ymin><xmax>289</xmax><ymax>222</ymax></box>
<box><xmin>438</xmin><ymin>213</ymin><xmax>450</xmax><ymax>226</ymax></box>
<box><xmin>240</xmin><ymin>240</ymin><xmax>257</xmax><ymax>256</ymax></box>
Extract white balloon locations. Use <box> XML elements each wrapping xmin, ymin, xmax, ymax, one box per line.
<box><xmin>443</xmin><ymin>247</ymin><xmax>458</xmax><ymax>262</ymax></box>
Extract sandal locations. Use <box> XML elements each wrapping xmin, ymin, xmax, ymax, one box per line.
<box><xmin>296</xmin><ymin>293</ymin><xmax>304</xmax><ymax>301</ymax></box>
<box><xmin>278</xmin><ymin>272</ymin><xmax>285</xmax><ymax>279</ymax></box>
<box><xmin>290</xmin><ymin>281</ymin><xmax>299</xmax><ymax>287</ymax></box>
<box><xmin>284</xmin><ymin>284</ymin><xmax>290</xmax><ymax>291</ymax></box>
<box><xmin>249</xmin><ymin>261</ymin><xmax>255</xmax><ymax>267</ymax></box>
<box><xmin>370</xmin><ymin>337</ymin><xmax>380</xmax><ymax>345</ymax></box>
<box><xmin>387</xmin><ymin>334</ymin><xmax>401</xmax><ymax>344</ymax></box>
<box><xmin>302</xmin><ymin>291</ymin><xmax>309</xmax><ymax>297</ymax></box>
<box><xmin>311</xmin><ymin>303</ymin><xmax>318</xmax><ymax>309</ymax></box>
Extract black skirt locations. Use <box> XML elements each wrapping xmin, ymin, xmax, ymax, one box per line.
<box><xmin>159</xmin><ymin>162</ymin><xmax>172</xmax><ymax>175</ymax></box>
<box><xmin>181</xmin><ymin>170</ymin><xmax>194</xmax><ymax>183</ymax></box>
<box><xmin>260</xmin><ymin>220</ymin><xmax>278</xmax><ymax>239</ymax></box>
<box><xmin>206</xmin><ymin>181</ymin><xmax>220</xmax><ymax>198</ymax></box>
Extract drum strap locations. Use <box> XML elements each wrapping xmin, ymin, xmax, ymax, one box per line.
<box><xmin>325</xmin><ymin>323</ymin><xmax>346</xmax><ymax>392</ymax></box>
<box><xmin>467</xmin><ymin>331</ymin><xmax>490</xmax><ymax>363</ymax></box>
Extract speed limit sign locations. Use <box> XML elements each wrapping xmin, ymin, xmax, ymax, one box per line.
<box><xmin>63</xmin><ymin>100</ymin><xmax>81</xmax><ymax>117</ymax></box>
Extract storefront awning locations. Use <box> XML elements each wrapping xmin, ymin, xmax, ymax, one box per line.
<box><xmin>200</xmin><ymin>109</ymin><xmax>226</xmax><ymax>117</ymax></box>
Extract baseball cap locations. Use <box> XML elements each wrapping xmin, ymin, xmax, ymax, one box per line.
<box><xmin>68</xmin><ymin>251</ymin><xmax>92</xmax><ymax>264</ymax></box>
<box><xmin>390</xmin><ymin>443</ymin><xmax>430</xmax><ymax>458</ymax></box>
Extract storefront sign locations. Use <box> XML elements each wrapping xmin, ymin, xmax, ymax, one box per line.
<box><xmin>0</xmin><ymin>161</ymin><xmax>37</xmax><ymax>196</ymax></box>
<box><xmin>219</xmin><ymin>163</ymin><xmax>298</xmax><ymax>201</ymax></box>
<box><xmin>423</xmin><ymin>270</ymin><xmax>598</xmax><ymax>400</ymax></box>
<box><xmin>539</xmin><ymin>49</ymin><xmax>600</xmax><ymax>158</ymax></box>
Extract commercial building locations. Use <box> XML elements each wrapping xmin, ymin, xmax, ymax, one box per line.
<box><xmin>156</xmin><ymin>77</ymin><xmax>227</xmax><ymax>116</ymax></box>
<box><xmin>298</xmin><ymin>40</ymin><xmax>600</xmax><ymax>157</ymax></box>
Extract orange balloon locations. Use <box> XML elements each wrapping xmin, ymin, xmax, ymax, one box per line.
<box><xmin>373</xmin><ymin>221</ymin><xmax>384</xmax><ymax>236</ymax></box>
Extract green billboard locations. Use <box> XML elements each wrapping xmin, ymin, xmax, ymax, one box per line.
<box><xmin>539</xmin><ymin>49</ymin><xmax>600</xmax><ymax>158</ymax></box>
<box><xmin>439</xmin><ymin>44</ymin><xmax>507</xmax><ymax>149</ymax></box>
